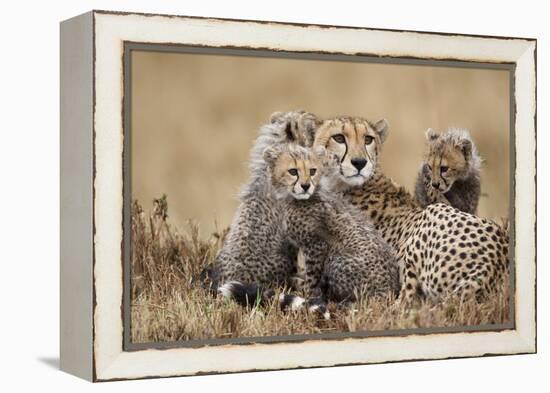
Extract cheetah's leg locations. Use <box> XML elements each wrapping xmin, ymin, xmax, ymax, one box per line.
<box><xmin>301</xmin><ymin>240</ymin><xmax>329</xmax><ymax>296</ymax></box>
<box><xmin>452</xmin><ymin>278</ymin><xmax>484</xmax><ymax>301</ymax></box>
<box><xmin>397</xmin><ymin>257</ymin><xmax>421</xmax><ymax>307</ymax></box>
<box><xmin>289</xmin><ymin>248</ymin><xmax>306</xmax><ymax>291</ymax></box>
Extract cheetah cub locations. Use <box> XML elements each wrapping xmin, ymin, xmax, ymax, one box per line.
<box><xmin>207</xmin><ymin>111</ymin><xmax>318</xmax><ymax>306</ymax></box>
<box><xmin>264</xmin><ymin>144</ymin><xmax>400</xmax><ymax>304</ymax></box>
<box><xmin>415</xmin><ymin>128</ymin><xmax>482</xmax><ymax>214</ymax></box>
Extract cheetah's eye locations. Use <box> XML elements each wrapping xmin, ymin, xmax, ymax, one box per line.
<box><xmin>310</xmin><ymin>168</ymin><xmax>317</xmax><ymax>176</ymax></box>
<box><xmin>440</xmin><ymin>166</ymin><xmax>449</xmax><ymax>174</ymax></box>
<box><xmin>288</xmin><ymin>168</ymin><xmax>298</xmax><ymax>176</ymax></box>
<box><xmin>365</xmin><ymin>135</ymin><xmax>374</xmax><ymax>145</ymax></box>
<box><xmin>332</xmin><ymin>134</ymin><xmax>346</xmax><ymax>144</ymax></box>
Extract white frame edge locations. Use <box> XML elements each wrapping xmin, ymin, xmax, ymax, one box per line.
<box><xmin>85</xmin><ymin>11</ymin><xmax>536</xmax><ymax>381</ymax></box>
<box><xmin>60</xmin><ymin>11</ymin><xmax>94</xmax><ymax>381</ymax></box>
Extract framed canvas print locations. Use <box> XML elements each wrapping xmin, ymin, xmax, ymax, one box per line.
<box><xmin>60</xmin><ymin>10</ymin><xmax>537</xmax><ymax>382</ymax></box>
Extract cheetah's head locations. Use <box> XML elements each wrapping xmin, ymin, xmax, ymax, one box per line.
<box><xmin>313</xmin><ymin>116</ymin><xmax>389</xmax><ymax>187</ymax></box>
<box><xmin>422</xmin><ymin>128</ymin><xmax>479</xmax><ymax>194</ymax></box>
<box><xmin>263</xmin><ymin>144</ymin><xmax>329</xmax><ymax>200</ymax></box>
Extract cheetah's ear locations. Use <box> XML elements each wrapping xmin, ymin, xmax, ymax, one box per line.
<box><xmin>457</xmin><ymin>138</ymin><xmax>472</xmax><ymax>159</ymax></box>
<box><xmin>269</xmin><ymin>111</ymin><xmax>285</xmax><ymax>124</ymax></box>
<box><xmin>425</xmin><ymin>128</ymin><xmax>439</xmax><ymax>141</ymax></box>
<box><xmin>297</xmin><ymin>112</ymin><xmax>320</xmax><ymax>139</ymax></box>
<box><xmin>374</xmin><ymin>119</ymin><xmax>389</xmax><ymax>144</ymax></box>
<box><xmin>263</xmin><ymin>146</ymin><xmax>282</xmax><ymax>167</ymax></box>
<box><xmin>269</xmin><ymin>111</ymin><xmax>296</xmax><ymax>142</ymax></box>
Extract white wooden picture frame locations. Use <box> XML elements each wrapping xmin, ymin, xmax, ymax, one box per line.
<box><xmin>60</xmin><ymin>10</ymin><xmax>536</xmax><ymax>381</ymax></box>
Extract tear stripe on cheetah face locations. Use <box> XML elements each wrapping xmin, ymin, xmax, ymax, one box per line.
<box><xmin>270</xmin><ymin>145</ymin><xmax>400</xmax><ymax>303</ymax></box>
<box><xmin>316</xmin><ymin>116</ymin><xmax>509</xmax><ymax>303</ymax></box>
<box><xmin>414</xmin><ymin>128</ymin><xmax>482</xmax><ymax>214</ymax></box>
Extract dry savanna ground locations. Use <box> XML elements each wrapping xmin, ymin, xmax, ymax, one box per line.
<box><xmin>130</xmin><ymin>196</ymin><xmax>510</xmax><ymax>344</ymax></box>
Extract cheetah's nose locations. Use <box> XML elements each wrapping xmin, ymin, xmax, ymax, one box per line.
<box><xmin>301</xmin><ymin>184</ymin><xmax>310</xmax><ymax>192</ymax></box>
<box><xmin>432</xmin><ymin>182</ymin><xmax>440</xmax><ymax>188</ymax></box>
<box><xmin>351</xmin><ymin>158</ymin><xmax>367</xmax><ymax>171</ymax></box>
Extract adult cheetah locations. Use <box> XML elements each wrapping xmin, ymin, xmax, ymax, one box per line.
<box><xmin>313</xmin><ymin>116</ymin><xmax>509</xmax><ymax>303</ymax></box>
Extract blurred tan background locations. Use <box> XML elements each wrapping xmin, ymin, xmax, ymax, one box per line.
<box><xmin>131</xmin><ymin>51</ymin><xmax>510</xmax><ymax>235</ymax></box>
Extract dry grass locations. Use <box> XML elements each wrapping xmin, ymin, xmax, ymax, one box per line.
<box><xmin>130</xmin><ymin>196</ymin><xmax>511</xmax><ymax>344</ymax></box>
